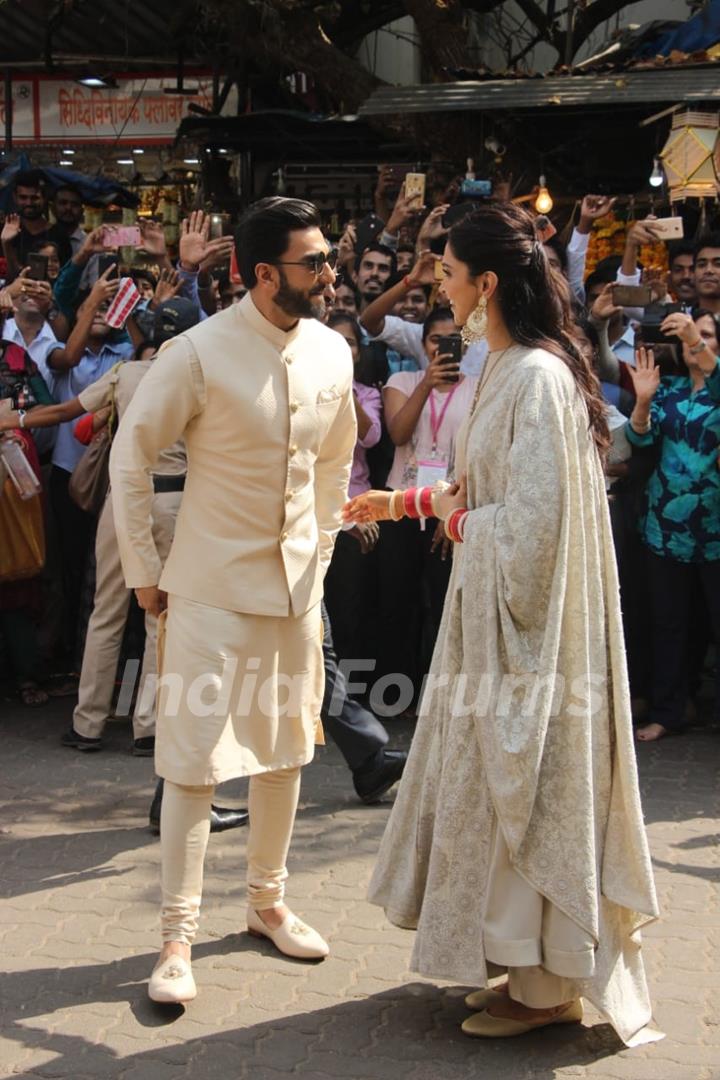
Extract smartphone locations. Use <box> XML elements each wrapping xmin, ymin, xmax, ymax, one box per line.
<box><xmin>404</xmin><ymin>172</ymin><xmax>426</xmax><ymax>209</ymax></box>
<box><xmin>535</xmin><ymin>215</ymin><xmax>557</xmax><ymax>243</ymax></box>
<box><xmin>460</xmin><ymin>178</ymin><xmax>493</xmax><ymax>198</ymax></box>
<box><xmin>612</xmin><ymin>284</ymin><xmax>653</xmax><ymax>307</ymax></box>
<box><xmin>103</xmin><ymin>225</ymin><xmax>141</xmax><ymax>248</ymax></box>
<box><xmin>638</xmin><ymin>302</ymin><xmax>683</xmax><ymax>345</ymax></box>
<box><xmin>97</xmin><ymin>253</ymin><xmax>119</xmax><ymax>279</ymax></box>
<box><xmin>354</xmin><ymin>213</ymin><xmax>385</xmax><ymax>258</ymax></box>
<box><xmin>650</xmin><ymin>216</ymin><xmax>684</xmax><ymax>241</ymax></box>
<box><xmin>27</xmin><ymin>252</ymin><xmax>48</xmax><ymax>281</ymax></box>
<box><xmin>437</xmin><ymin>334</ymin><xmax>461</xmax><ymax>384</ymax></box>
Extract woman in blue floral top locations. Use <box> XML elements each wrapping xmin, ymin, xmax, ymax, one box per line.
<box><xmin>626</xmin><ymin>309</ymin><xmax>720</xmax><ymax>741</ymax></box>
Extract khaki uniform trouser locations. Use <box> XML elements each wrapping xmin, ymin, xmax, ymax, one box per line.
<box><xmin>73</xmin><ymin>489</ymin><xmax>181</xmax><ymax>741</ymax></box>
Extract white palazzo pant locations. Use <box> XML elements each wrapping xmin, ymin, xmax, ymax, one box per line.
<box><xmin>483</xmin><ymin>824</ymin><xmax>595</xmax><ymax>1007</ymax></box>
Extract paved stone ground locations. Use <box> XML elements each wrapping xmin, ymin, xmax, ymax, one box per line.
<box><xmin>1</xmin><ymin>697</ymin><xmax>718</xmax><ymax>1080</ymax></box>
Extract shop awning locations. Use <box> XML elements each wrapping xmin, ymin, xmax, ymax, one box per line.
<box><xmin>358</xmin><ymin>67</ymin><xmax>720</xmax><ymax>118</ymax></box>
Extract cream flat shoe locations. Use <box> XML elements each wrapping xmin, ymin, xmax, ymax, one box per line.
<box><xmin>461</xmin><ymin>998</ymin><xmax>583</xmax><ymax>1038</ymax></box>
<box><xmin>247</xmin><ymin>906</ymin><xmax>329</xmax><ymax>960</ymax></box>
<box><xmin>464</xmin><ymin>986</ymin><xmax>509</xmax><ymax>1011</ymax></box>
<box><xmin>148</xmin><ymin>954</ymin><xmax>197</xmax><ymax>1004</ymax></box>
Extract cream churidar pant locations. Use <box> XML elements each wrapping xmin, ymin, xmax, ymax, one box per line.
<box><xmin>73</xmin><ymin>490</ymin><xmax>181</xmax><ymax>740</ymax></box>
<box><xmin>160</xmin><ymin>767</ymin><xmax>301</xmax><ymax>944</ymax></box>
<box><xmin>155</xmin><ymin>592</ymin><xmax>324</xmax><ymax>942</ymax></box>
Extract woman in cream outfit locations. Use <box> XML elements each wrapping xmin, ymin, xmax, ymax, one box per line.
<box><xmin>110</xmin><ymin>198</ymin><xmax>356</xmax><ymax>1004</ymax></box>
<box><xmin>344</xmin><ymin>202</ymin><xmax>662</xmax><ymax>1047</ymax></box>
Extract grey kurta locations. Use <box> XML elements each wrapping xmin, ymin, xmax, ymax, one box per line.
<box><xmin>368</xmin><ymin>345</ymin><xmax>660</xmax><ymax>1046</ymax></box>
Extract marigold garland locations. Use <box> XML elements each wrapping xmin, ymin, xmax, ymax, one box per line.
<box><xmin>584</xmin><ymin>212</ymin><xmax>669</xmax><ymax>279</ymax></box>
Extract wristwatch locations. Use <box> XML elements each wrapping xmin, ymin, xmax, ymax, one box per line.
<box><xmin>689</xmin><ymin>339</ymin><xmax>707</xmax><ymax>355</ymax></box>
<box><xmin>17</xmin><ymin>409</ymin><xmax>26</xmax><ymax>428</ymax></box>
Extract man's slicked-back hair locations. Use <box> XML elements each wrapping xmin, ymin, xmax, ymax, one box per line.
<box><xmin>695</xmin><ymin>232</ymin><xmax>720</xmax><ymax>259</ymax></box>
<box><xmin>13</xmin><ymin>169</ymin><xmax>45</xmax><ymax>191</ymax></box>
<box><xmin>234</xmin><ymin>197</ymin><xmax>321</xmax><ymax>289</ymax></box>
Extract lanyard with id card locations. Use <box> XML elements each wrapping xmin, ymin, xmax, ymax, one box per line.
<box><xmin>417</xmin><ymin>385</ymin><xmax>458</xmax><ymax>489</ymax></box>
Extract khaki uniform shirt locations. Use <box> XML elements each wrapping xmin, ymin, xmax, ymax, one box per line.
<box><xmin>78</xmin><ymin>359</ymin><xmax>187</xmax><ymax>477</ymax></box>
<box><xmin>109</xmin><ymin>293</ymin><xmax>356</xmax><ymax>617</ymax></box>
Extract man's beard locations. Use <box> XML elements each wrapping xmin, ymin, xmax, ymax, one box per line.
<box><xmin>361</xmin><ymin>278</ymin><xmax>382</xmax><ymax>302</ymax></box>
<box><xmin>20</xmin><ymin>206</ymin><xmax>43</xmax><ymax>221</ymax></box>
<box><xmin>276</xmin><ymin>269</ymin><xmax>325</xmax><ymax>320</ymax></box>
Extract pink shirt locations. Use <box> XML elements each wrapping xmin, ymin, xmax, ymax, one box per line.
<box><xmin>349</xmin><ymin>380</ymin><xmax>382</xmax><ymax>498</ymax></box>
<box><xmin>384</xmin><ymin>371</ymin><xmax>479</xmax><ymax>490</ymax></box>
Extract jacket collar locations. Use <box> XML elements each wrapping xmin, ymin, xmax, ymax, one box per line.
<box><xmin>238</xmin><ymin>292</ymin><xmax>305</xmax><ymax>352</ymax></box>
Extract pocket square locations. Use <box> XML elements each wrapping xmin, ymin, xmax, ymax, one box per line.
<box><xmin>316</xmin><ymin>386</ymin><xmax>341</xmax><ymax>404</ymax></box>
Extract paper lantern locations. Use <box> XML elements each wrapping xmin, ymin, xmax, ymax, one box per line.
<box><xmin>660</xmin><ymin>110</ymin><xmax>720</xmax><ymax>202</ymax></box>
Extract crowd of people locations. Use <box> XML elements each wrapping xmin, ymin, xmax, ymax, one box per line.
<box><xmin>1</xmin><ymin>164</ymin><xmax>719</xmax><ymax>753</ymax></box>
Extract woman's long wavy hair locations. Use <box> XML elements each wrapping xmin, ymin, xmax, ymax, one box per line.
<box><xmin>449</xmin><ymin>201</ymin><xmax>610</xmax><ymax>458</ymax></box>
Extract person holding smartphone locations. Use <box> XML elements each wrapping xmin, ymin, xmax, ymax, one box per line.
<box><xmin>626</xmin><ymin>310</ymin><xmax>720</xmax><ymax>743</ymax></box>
<box><xmin>377</xmin><ymin>307</ymin><xmax>478</xmax><ymax>711</ymax></box>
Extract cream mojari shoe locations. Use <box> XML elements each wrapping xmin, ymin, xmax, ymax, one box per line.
<box><xmin>461</xmin><ymin>998</ymin><xmax>583</xmax><ymax>1038</ymax></box>
<box><xmin>247</xmin><ymin>906</ymin><xmax>329</xmax><ymax>959</ymax></box>
<box><xmin>148</xmin><ymin>954</ymin><xmax>197</xmax><ymax>1004</ymax></box>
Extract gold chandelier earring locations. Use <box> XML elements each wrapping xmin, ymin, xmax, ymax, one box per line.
<box><xmin>461</xmin><ymin>294</ymin><xmax>488</xmax><ymax>347</ymax></box>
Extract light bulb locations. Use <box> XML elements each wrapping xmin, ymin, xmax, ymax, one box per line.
<box><xmin>649</xmin><ymin>157</ymin><xmax>664</xmax><ymax>188</ymax></box>
<box><xmin>534</xmin><ymin>176</ymin><xmax>553</xmax><ymax>214</ymax></box>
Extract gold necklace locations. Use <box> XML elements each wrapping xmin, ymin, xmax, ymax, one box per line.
<box><xmin>469</xmin><ymin>344</ymin><xmax>515</xmax><ymax>417</ymax></box>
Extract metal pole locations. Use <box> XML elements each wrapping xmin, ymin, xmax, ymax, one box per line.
<box><xmin>4</xmin><ymin>68</ymin><xmax>12</xmax><ymax>153</ymax></box>
<box><xmin>565</xmin><ymin>0</ymin><xmax>575</xmax><ymax>69</ymax></box>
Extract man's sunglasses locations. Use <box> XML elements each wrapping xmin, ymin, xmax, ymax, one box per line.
<box><xmin>274</xmin><ymin>250</ymin><xmax>338</xmax><ymax>276</ymax></box>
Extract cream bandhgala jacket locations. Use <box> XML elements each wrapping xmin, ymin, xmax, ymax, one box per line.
<box><xmin>109</xmin><ymin>293</ymin><xmax>356</xmax><ymax>616</ymax></box>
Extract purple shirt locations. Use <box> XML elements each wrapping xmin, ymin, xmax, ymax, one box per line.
<box><xmin>349</xmin><ymin>380</ymin><xmax>382</xmax><ymax>498</ymax></box>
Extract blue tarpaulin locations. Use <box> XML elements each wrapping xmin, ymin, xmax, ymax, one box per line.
<box><xmin>636</xmin><ymin>0</ymin><xmax>720</xmax><ymax>57</ymax></box>
<box><xmin>0</xmin><ymin>153</ymin><xmax>138</xmax><ymax>210</ymax></box>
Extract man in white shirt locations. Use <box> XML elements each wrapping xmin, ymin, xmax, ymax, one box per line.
<box><xmin>360</xmin><ymin>251</ymin><xmax>487</xmax><ymax>376</ymax></box>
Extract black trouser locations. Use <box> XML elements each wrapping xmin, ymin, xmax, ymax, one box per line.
<box><xmin>323</xmin><ymin>528</ymin><xmax>377</xmax><ymax>666</ymax></box>
<box><xmin>608</xmin><ymin>491</ymin><xmax>651</xmax><ymax>699</ymax></box>
<box><xmin>0</xmin><ymin>608</ymin><xmax>39</xmax><ymax>685</ymax></box>
<box><xmin>320</xmin><ymin>602</ymin><xmax>388</xmax><ymax>772</ymax></box>
<box><xmin>376</xmin><ymin>515</ymin><xmax>452</xmax><ymax>707</ymax></box>
<box><xmin>647</xmin><ymin>551</ymin><xmax>720</xmax><ymax>731</ymax></box>
<box><xmin>49</xmin><ymin>466</ymin><xmax>95</xmax><ymax>662</ymax></box>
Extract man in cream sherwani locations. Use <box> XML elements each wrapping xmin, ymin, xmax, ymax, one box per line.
<box><xmin>109</xmin><ymin>197</ymin><xmax>356</xmax><ymax>1004</ymax></box>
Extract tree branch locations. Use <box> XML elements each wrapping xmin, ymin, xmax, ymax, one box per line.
<box><xmin>572</xmin><ymin>0</ymin><xmax>637</xmax><ymax>56</ymax></box>
<box><xmin>401</xmin><ymin>0</ymin><xmax>474</xmax><ymax>73</ymax></box>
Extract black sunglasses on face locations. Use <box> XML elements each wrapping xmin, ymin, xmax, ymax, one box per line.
<box><xmin>274</xmin><ymin>250</ymin><xmax>338</xmax><ymax>275</ymax></box>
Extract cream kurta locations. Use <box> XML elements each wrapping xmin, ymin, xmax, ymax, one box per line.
<box><xmin>368</xmin><ymin>345</ymin><xmax>660</xmax><ymax>1046</ymax></box>
<box><xmin>109</xmin><ymin>294</ymin><xmax>356</xmax><ymax>784</ymax></box>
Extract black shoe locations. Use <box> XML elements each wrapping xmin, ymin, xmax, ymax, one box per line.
<box><xmin>132</xmin><ymin>736</ymin><xmax>155</xmax><ymax>757</ymax></box>
<box><xmin>209</xmin><ymin>806</ymin><xmax>249</xmax><ymax>832</ymax></box>
<box><xmin>353</xmin><ymin>749</ymin><xmax>407</xmax><ymax>805</ymax></box>
<box><xmin>148</xmin><ymin>779</ymin><xmax>249</xmax><ymax>835</ymax></box>
<box><xmin>61</xmin><ymin>727</ymin><xmax>102</xmax><ymax>752</ymax></box>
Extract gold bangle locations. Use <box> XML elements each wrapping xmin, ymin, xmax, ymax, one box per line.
<box><xmin>389</xmin><ymin>490</ymin><xmax>404</xmax><ymax>521</ymax></box>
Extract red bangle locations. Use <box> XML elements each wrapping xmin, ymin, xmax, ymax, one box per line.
<box><xmin>403</xmin><ymin>275</ymin><xmax>413</xmax><ymax>290</ymax></box>
<box><xmin>403</xmin><ymin>487</ymin><xmax>421</xmax><ymax>519</ymax></box>
<box><xmin>445</xmin><ymin>508</ymin><xmax>468</xmax><ymax>543</ymax></box>
<box><xmin>419</xmin><ymin>486</ymin><xmax>435</xmax><ymax>518</ymax></box>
